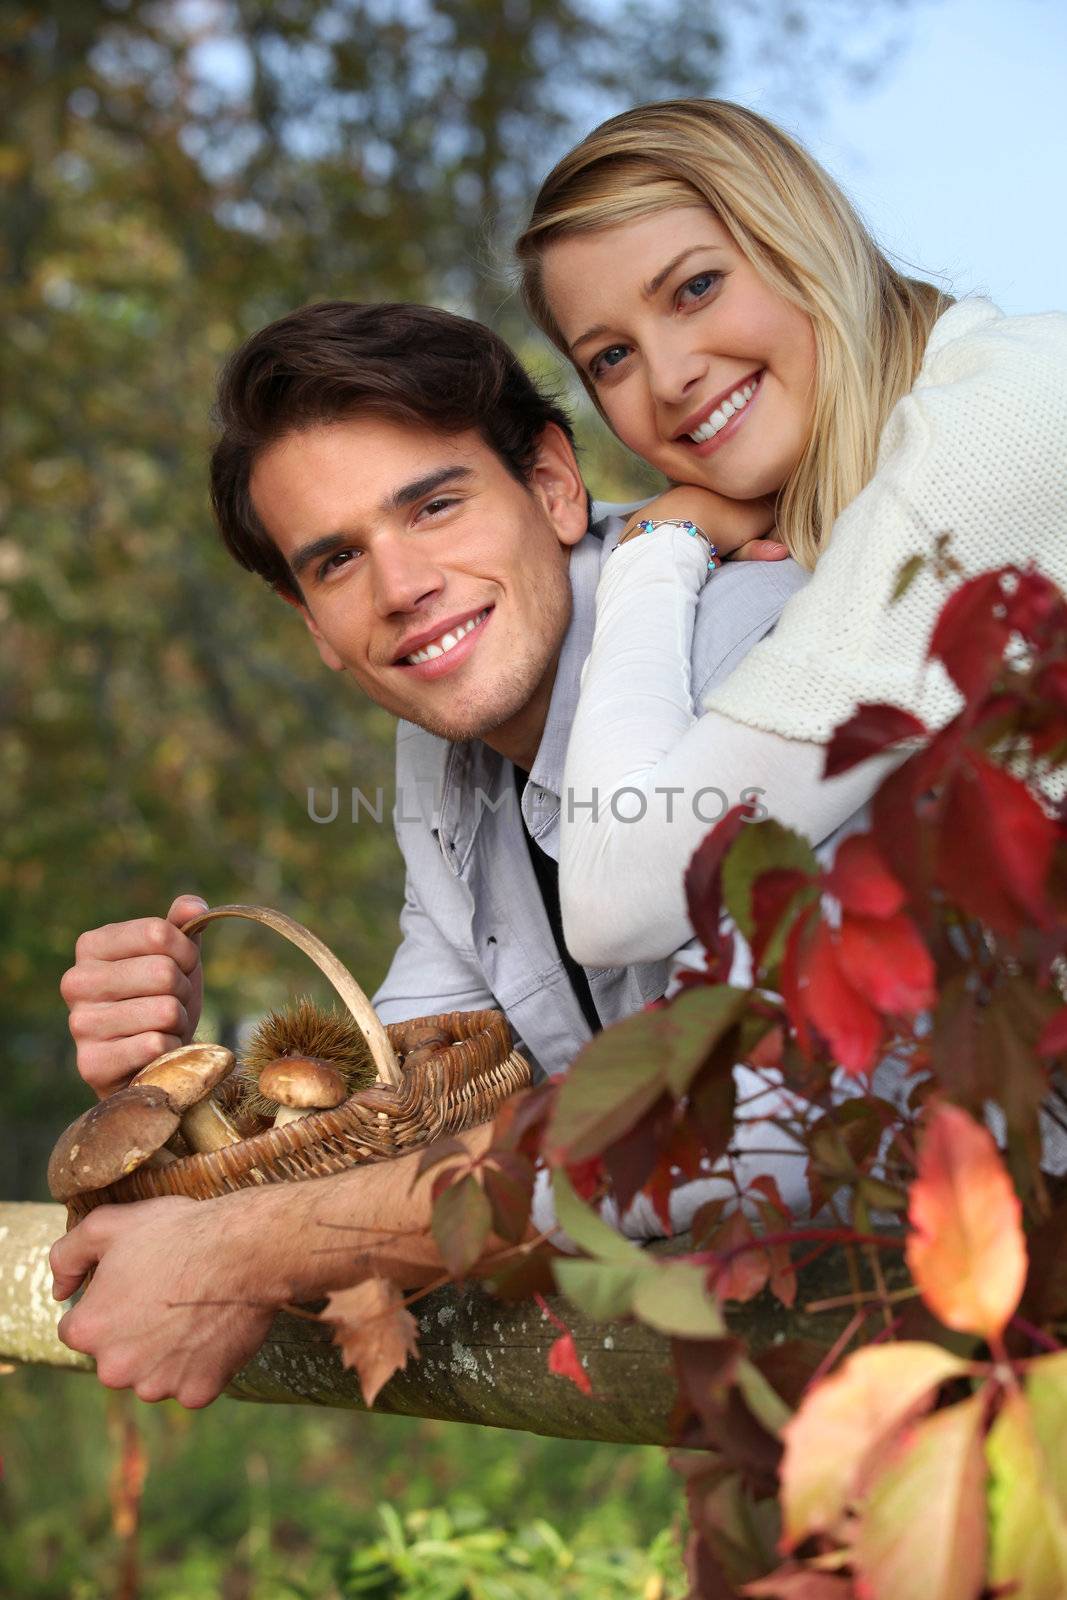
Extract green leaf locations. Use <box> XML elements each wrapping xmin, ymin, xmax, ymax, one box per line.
<box><xmin>1026</xmin><ymin>1352</ymin><xmax>1067</xmax><ymax>1514</ymax></box>
<box><xmin>550</xmin><ymin>1168</ymin><xmax>642</xmax><ymax>1266</ymax></box>
<box><xmin>552</xmin><ymin>1257</ymin><xmax>645</xmax><ymax>1320</ymax></box>
<box><xmin>780</xmin><ymin>1342</ymin><xmax>972</xmax><ymax>1548</ymax></box>
<box><xmin>548</xmin><ymin>986</ymin><xmax>749</xmax><ymax>1158</ymax></box>
<box><xmin>854</xmin><ymin>1391</ymin><xmax>987</xmax><ymax>1600</ymax></box>
<box><xmin>987</xmin><ymin>1387</ymin><xmax>1067</xmax><ymax>1599</ymax></box>
<box><xmin>721</xmin><ymin>819</ymin><xmax>818</xmax><ymax>939</ymax></box>
<box><xmin>546</xmin><ymin>1014</ymin><xmax>668</xmax><ymax>1162</ymax></box>
<box><xmin>631</xmin><ymin>1261</ymin><xmax>727</xmax><ymax>1339</ymax></box>
<box><xmin>663</xmin><ymin>984</ymin><xmax>751</xmax><ymax>1098</ymax></box>
<box><xmin>891</xmin><ymin>552</ymin><xmax>926</xmax><ymax>603</ymax></box>
<box><xmin>431</xmin><ymin>1173</ymin><xmax>493</xmax><ymax>1278</ymax></box>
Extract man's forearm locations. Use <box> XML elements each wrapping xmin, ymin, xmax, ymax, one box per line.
<box><xmin>216</xmin><ymin>1121</ymin><xmax>498</xmax><ymax>1307</ymax></box>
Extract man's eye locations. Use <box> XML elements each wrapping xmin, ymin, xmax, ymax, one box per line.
<box><xmin>317</xmin><ymin>548</ymin><xmax>360</xmax><ymax>580</ymax></box>
<box><xmin>678</xmin><ymin>271</ymin><xmax>721</xmax><ymax>305</ymax></box>
<box><xmin>589</xmin><ymin>344</ymin><xmax>630</xmax><ymax>380</ymax></box>
<box><xmin>421</xmin><ymin>497</ymin><xmax>457</xmax><ymax>518</ymax></box>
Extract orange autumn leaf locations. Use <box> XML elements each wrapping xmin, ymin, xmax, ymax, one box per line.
<box><xmin>906</xmin><ymin>1102</ymin><xmax>1027</xmax><ymax>1341</ymax></box>
<box><xmin>321</xmin><ymin>1277</ymin><xmax>419</xmax><ymax>1407</ymax></box>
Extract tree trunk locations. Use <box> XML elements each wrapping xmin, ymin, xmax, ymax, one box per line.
<box><xmin>0</xmin><ymin>1201</ymin><xmax>895</xmax><ymax>1443</ymax></box>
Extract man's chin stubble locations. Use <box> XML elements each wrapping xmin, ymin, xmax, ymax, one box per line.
<box><xmin>401</xmin><ymin>666</ymin><xmax>537</xmax><ymax>746</ymax></box>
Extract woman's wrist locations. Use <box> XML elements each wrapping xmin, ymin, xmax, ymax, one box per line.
<box><xmin>614</xmin><ymin>516</ymin><xmax>719</xmax><ymax>581</ymax></box>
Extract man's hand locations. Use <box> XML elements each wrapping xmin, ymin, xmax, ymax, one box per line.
<box><xmin>61</xmin><ymin>893</ymin><xmax>207</xmax><ymax>1098</ymax></box>
<box><xmin>623</xmin><ymin>485</ymin><xmax>787</xmax><ymax>561</ymax></box>
<box><xmin>50</xmin><ymin>1195</ymin><xmax>281</xmax><ymax>1408</ymax></box>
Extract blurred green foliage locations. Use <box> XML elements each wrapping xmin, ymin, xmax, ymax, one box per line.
<box><xmin>0</xmin><ymin>1366</ymin><xmax>685</xmax><ymax>1597</ymax></box>
<box><xmin>2</xmin><ymin>0</ymin><xmax>715</xmax><ymax>1192</ymax></box>
<box><xmin>1</xmin><ymin>0</ymin><xmax>887</xmax><ymax>1186</ymax></box>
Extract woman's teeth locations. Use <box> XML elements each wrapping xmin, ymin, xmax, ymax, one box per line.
<box><xmin>687</xmin><ymin>377</ymin><xmax>760</xmax><ymax>443</ymax></box>
<box><xmin>405</xmin><ymin>608</ymin><xmax>489</xmax><ymax>665</ymax></box>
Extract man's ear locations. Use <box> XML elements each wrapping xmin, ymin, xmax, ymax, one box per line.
<box><xmin>277</xmin><ymin>587</ymin><xmax>345</xmax><ymax>672</ymax></box>
<box><xmin>528</xmin><ymin>422</ymin><xmax>588</xmax><ymax>548</ymax></box>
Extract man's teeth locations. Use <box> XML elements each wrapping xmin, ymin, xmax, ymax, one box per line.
<box><xmin>688</xmin><ymin>377</ymin><xmax>760</xmax><ymax>443</ymax></box>
<box><xmin>405</xmin><ymin>609</ymin><xmax>489</xmax><ymax>665</ymax></box>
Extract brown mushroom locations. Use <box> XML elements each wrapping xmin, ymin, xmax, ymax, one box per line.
<box><xmin>132</xmin><ymin>1043</ymin><xmax>242</xmax><ymax>1153</ymax></box>
<box><xmin>258</xmin><ymin>1056</ymin><xmax>347</xmax><ymax>1127</ymax></box>
<box><xmin>48</xmin><ymin>1086</ymin><xmax>180</xmax><ymax>1202</ymax></box>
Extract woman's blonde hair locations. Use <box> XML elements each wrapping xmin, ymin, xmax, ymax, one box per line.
<box><xmin>516</xmin><ymin>99</ymin><xmax>951</xmax><ymax>569</ymax></box>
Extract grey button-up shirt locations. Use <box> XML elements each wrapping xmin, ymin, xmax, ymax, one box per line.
<box><xmin>372</xmin><ymin>507</ymin><xmax>809</xmax><ymax>1078</ymax></box>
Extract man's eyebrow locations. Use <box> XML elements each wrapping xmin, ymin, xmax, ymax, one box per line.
<box><xmin>287</xmin><ymin>465</ymin><xmax>474</xmax><ymax>580</ymax></box>
<box><xmin>569</xmin><ymin>244</ymin><xmax>725</xmax><ymax>355</ymax></box>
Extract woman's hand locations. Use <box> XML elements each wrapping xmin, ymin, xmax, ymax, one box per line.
<box><xmin>620</xmin><ymin>486</ymin><xmax>787</xmax><ymax>560</ymax></box>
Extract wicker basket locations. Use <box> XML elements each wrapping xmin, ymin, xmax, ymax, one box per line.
<box><xmin>66</xmin><ymin>904</ymin><xmax>530</xmax><ymax>1223</ymax></box>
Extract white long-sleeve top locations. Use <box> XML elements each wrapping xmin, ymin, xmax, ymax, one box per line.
<box><xmin>561</xmin><ymin>297</ymin><xmax>1067</xmax><ymax>968</ymax></box>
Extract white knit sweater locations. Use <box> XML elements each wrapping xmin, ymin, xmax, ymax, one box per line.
<box><xmin>559</xmin><ymin>298</ymin><xmax>1067</xmax><ymax>970</ymax></box>
<box><xmin>705</xmin><ymin>297</ymin><xmax>1067</xmax><ymax>739</ymax></box>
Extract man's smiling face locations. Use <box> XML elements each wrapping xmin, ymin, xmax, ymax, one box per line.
<box><xmin>251</xmin><ymin>416</ymin><xmax>588</xmax><ymax>765</ymax></box>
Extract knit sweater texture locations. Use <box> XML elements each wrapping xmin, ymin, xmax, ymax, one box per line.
<box><xmin>703</xmin><ymin>298</ymin><xmax>1067</xmax><ymax>741</ymax></box>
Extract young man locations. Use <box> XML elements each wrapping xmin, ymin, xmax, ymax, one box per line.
<box><xmin>52</xmin><ymin>302</ymin><xmax>807</xmax><ymax>1406</ymax></box>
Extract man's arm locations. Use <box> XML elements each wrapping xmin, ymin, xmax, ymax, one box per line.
<box><xmin>51</xmin><ymin>1120</ymin><xmax>502</xmax><ymax>1408</ymax></box>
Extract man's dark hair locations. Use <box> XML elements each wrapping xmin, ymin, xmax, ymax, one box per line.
<box><xmin>210</xmin><ymin>300</ymin><xmax>578</xmax><ymax>599</ymax></box>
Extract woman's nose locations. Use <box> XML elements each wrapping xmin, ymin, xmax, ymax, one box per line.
<box><xmin>644</xmin><ymin>336</ymin><xmax>708</xmax><ymax>407</ymax></box>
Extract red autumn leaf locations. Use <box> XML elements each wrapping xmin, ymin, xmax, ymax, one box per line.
<box><xmin>482</xmin><ymin>1152</ymin><xmax>534</xmax><ymax>1246</ymax></box>
<box><xmin>751</xmin><ymin>867</ymin><xmax>812</xmax><ymax>971</ymax></box>
<box><xmin>928</xmin><ymin>569</ymin><xmax>1011</xmax><ymax>701</ymax></box>
<box><xmin>1038</xmin><ymin>659</ymin><xmax>1067</xmax><ymax>711</ymax></box>
<box><xmin>780</xmin><ymin>904</ymin><xmax>818</xmax><ymax>1057</ymax></box>
<box><xmin>937</xmin><ymin>751</ymin><xmax>1056</xmax><ymax>934</ymax></box>
<box><xmin>684</xmin><ymin>802</ymin><xmax>754</xmax><ymax>950</ymax></box>
<box><xmin>749</xmin><ymin>1173</ymin><xmax>798</xmax><ymax>1307</ymax></box>
<box><xmin>1006</xmin><ymin>567</ymin><xmax>1064</xmax><ymax>641</ymax></box>
<box><xmin>705</xmin><ymin>1209</ymin><xmax>770</xmax><ymax>1304</ymax></box>
<box><xmin>824</xmin><ymin>835</ymin><xmax>906</xmax><ymax>919</ymax></box>
<box><xmin>430</xmin><ymin>1172</ymin><xmax>493</xmax><ymax>1278</ymax></box>
<box><xmin>321</xmin><ymin>1277</ymin><xmax>419</xmax><ymax>1407</ymax></box>
<box><xmin>905</xmin><ymin>1102</ymin><xmax>1028</xmax><ymax>1341</ymax></box>
<box><xmin>547</xmin><ymin>1331</ymin><xmax>593</xmax><ymax>1396</ymax></box>
<box><xmin>798</xmin><ymin>921</ymin><xmax>884</xmax><ymax>1075</ymax></box>
<box><xmin>1038</xmin><ymin>1006</ymin><xmax>1067</xmax><ymax>1058</ymax></box>
<box><xmin>743</xmin><ymin>1568</ymin><xmax>857</xmax><ymax>1598</ymax></box>
<box><xmin>823</xmin><ymin>702</ymin><xmax>928</xmax><ymax>779</ymax></box>
<box><xmin>490</xmin><ymin>1080</ymin><xmax>557</xmax><ymax>1160</ymax></box>
<box><xmin>835</xmin><ymin>911</ymin><xmax>936</xmax><ymax>1017</ymax></box>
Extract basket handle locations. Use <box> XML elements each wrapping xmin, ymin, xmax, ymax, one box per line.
<box><xmin>180</xmin><ymin>903</ymin><xmax>402</xmax><ymax>1088</ymax></box>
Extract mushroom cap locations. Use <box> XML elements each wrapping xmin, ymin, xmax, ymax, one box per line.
<box><xmin>258</xmin><ymin>1056</ymin><xmax>347</xmax><ymax>1110</ymax></box>
<box><xmin>47</xmin><ymin>1086</ymin><xmax>180</xmax><ymax>1201</ymax></box>
<box><xmin>132</xmin><ymin>1043</ymin><xmax>235</xmax><ymax>1112</ymax></box>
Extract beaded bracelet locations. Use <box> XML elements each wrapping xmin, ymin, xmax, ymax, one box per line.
<box><xmin>616</xmin><ymin>516</ymin><xmax>720</xmax><ymax>573</ymax></box>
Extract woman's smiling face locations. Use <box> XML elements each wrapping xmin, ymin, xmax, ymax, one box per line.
<box><xmin>541</xmin><ymin>206</ymin><xmax>818</xmax><ymax>502</ymax></box>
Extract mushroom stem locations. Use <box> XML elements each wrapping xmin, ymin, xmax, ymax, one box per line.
<box><xmin>180</xmin><ymin>1097</ymin><xmax>243</xmax><ymax>1153</ymax></box>
<box><xmin>273</xmin><ymin>1105</ymin><xmax>312</xmax><ymax>1128</ymax></box>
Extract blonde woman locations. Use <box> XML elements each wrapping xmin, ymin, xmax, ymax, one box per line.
<box><xmin>516</xmin><ymin>99</ymin><xmax>1067</xmax><ymax>972</ymax></box>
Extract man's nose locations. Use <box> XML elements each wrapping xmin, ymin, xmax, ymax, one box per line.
<box><xmin>369</xmin><ymin>537</ymin><xmax>444</xmax><ymax>617</ymax></box>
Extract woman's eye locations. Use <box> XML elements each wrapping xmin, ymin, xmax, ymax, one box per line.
<box><xmin>678</xmin><ymin>271</ymin><xmax>721</xmax><ymax>306</ymax></box>
<box><xmin>590</xmin><ymin>344</ymin><xmax>630</xmax><ymax>380</ymax></box>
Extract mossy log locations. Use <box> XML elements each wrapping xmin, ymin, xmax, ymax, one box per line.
<box><xmin>0</xmin><ymin>1200</ymin><xmax>902</xmax><ymax>1443</ymax></box>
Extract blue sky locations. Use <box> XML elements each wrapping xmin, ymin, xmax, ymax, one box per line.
<box><xmin>721</xmin><ymin>0</ymin><xmax>1067</xmax><ymax>315</ymax></box>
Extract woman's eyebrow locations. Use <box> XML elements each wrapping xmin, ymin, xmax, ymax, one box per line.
<box><xmin>569</xmin><ymin>243</ymin><xmax>726</xmax><ymax>353</ymax></box>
